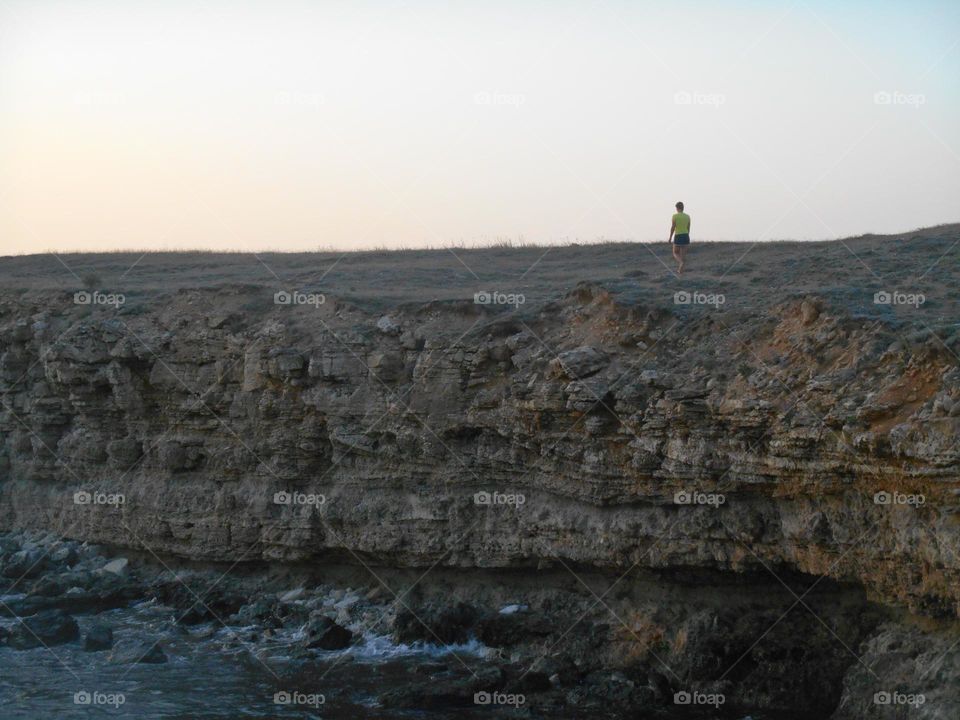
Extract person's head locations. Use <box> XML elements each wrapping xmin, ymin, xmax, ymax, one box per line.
<box><xmin>675</xmin><ymin>201</ymin><xmax>684</xmax><ymax>212</ymax></box>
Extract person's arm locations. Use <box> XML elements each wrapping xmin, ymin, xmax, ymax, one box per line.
<box><xmin>669</xmin><ymin>218</ymin><xmax>675</xmax><ymax>243</ymax></box>
<box><xmin>687</xmin><ymin>217</ymin><xmax>691</xmax><ymax>235</ymax></box>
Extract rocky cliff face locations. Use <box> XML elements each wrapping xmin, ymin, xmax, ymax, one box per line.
<box><xmin>1</xmin><ymin>281</ymin><xmax>958</xmax><ymax>716</ymax></box>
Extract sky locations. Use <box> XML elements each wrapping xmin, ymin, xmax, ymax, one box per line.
<box><xmin>0</xmin><ymin>0</ymin><xmax>958</xmax><ymax>253</ymax></box>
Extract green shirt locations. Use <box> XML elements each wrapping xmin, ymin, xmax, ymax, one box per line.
<box><xmin>673</xmin><ymin>212</ymin><xmax>690</xmax><ymax>234</ymax></box>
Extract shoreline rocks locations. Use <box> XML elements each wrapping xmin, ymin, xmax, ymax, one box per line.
<box><xmin>303</xmin><ymin>616</ymin><xmax>352</xmax><ymax>650</ymax></box>
<box><xmin>0</xmin><ymin>530</ymin><xmax>955</xmax><ymax>717</ymax></box>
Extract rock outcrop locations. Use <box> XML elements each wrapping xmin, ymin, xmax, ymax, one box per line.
<box><xmin>2</xmin><ymin>285</ymin><xmax>957</xmax><ymax>609</ymax></box>
<box><xmin>1</xmin><ymin>279</ymin><xmax>958</xmax><ymax>716</ymax></box>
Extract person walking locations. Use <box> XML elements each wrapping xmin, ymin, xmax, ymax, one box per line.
<box><xmin>668</xmin><ymin>201</ymin><xmax>691</xmax><ymax>274</ymax></box>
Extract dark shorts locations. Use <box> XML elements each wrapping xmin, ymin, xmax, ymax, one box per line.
<box><xmin>674</xmin><ymin>233</ymin><xmax>690</xmax><ymax>245</ymax></box>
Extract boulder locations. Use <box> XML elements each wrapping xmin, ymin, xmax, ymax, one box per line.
<box><xmin>800</xmin><ymin>299</ymin><xmax>820</xmax><ymax>326</ymax></box>
<box><xmin>303</xmin><ymin>616</ymin><xmax>353</xmax><ymax>650</ymax></box>
<box><xmin>102</xmin><ymin>557</ymin><xmax>129</xmax><ymax>575</ymax></box>
<box><xmin>49</xmin><ymin>544</ymin><xmax>78</xmax><ymax>566</ymax></box>
<box><xmin>3</xmin><ymin>548</ymin><xmax>45</xmax><ymax>579</ymax></box>
<box><xmin>551</xmin><ymin>346</ymin><xmax>608</xmax><ymax>379</ymax></box>
<box><xmin>7</xmin><ymin>610</ymin><xmax>80</xmax><ymax>649</ymax></box>
<box><xmin>29</xmin><ymin>575</ymin><xmax>71</xmax><ymax>598</ymax></box>
<box><xmin>153</xmin><ymin>580</ymin><xmax>244</xmax><ymax>626</ymax></box>
<box><xmin>564</xmin><ymin>378</ymin><xmax>610</xmax><ymax>411</ymax></box>
<box><xmin>376</xmin><ymin>315</ymin><xmax>402</xmax><ymax>335</ymax></box>
<box><xmin>84</xmin><ymin>623</ymin><xmax>114</xmax><ymax>651</ymax></box>
<box><xmin>478</xmin><ymin>610</ymin><xmax>553</xmax><ymax>647</ymax></box>
<box><xmin>394</xmin><ymin>602</ymin><xmax>478</xmax><ymax>645</ymax></box>
<box><xmin>279</xmin><ymin>587</ymin><xmax>305</xmax><ymax>603</ymax></box>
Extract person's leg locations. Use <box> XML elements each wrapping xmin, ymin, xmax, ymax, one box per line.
<box><xmin>678</xmin><ymin>246</ymin><xmax>687</xmax><ymax>273</ymax></box>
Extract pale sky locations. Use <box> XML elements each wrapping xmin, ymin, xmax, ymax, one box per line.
<box><xmin>1</xmin><ymin>0</ymin><xmax>958</xmax><ymax>253</ymax></box>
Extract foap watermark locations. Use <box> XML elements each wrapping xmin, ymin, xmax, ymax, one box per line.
<box><xmin>474</xmin><ymin>691</ymin><xmax>525</xmax><ymax>707</ymax></box>
<box><xmin>474</xmin><ymin>490</ymin><xmax>525</xmax><ymax>508</ymax></box>
<box><xmin>73</xmin><ymin>490</ymin><xmax>125</xmax><ymax>507</ymax></box>
<box><xmin>874</xmin><ymin>91</ymin><xmax>925</xmax><ymax>108</ymax></box>
<box><xmin>874</xmin><ymin>690</ymin><xmax>926</xmax><ymax>708</ymax></box>
<box><xmin>474</xmin><ymin>290</ymin><xmax>525</xmax><ymax>308</ymax></box>
<box><xmin>274</xmin><ymin>91</ymin><xmax>325</xmax><ymax>108</ymax></box>
<box><xmin>474</xmin><ymin>91</ymin><xmax>525</xmax><ymax>107</ymax></box>
<box><xmin>874</xmin><ymin>491</ymin><xmax>925</xmax><ymax>507</ymax></box>
<box><xmin>674</xmin><ymin>290</ymin><xmax>725</xmax><ymax>308</ymax></box>
<box><xmin>873</xmin><ymin>290</ymin><xmax>925</xmax><ymax>307</ymax></box>
<box><xmin>73</xmin><ymin>690</ymin><xmax>125</xmax><ymax>708</ymax></box>
<box><xmin>674</xmin><ymin>490</ymin><xmax>726</xmax><ymax>507</ymax></box>
<box><xmin>273</xmin><ymin>491</ymin><xmax>326</xmax><ymax>507</ymax></box>
<box><xmin>674</xmin><ymin>690</ymin><xmax>725</xmax><ymax>708</ymax></box>
<box><xmin>674</xmin><ymin>90</ymin><xmax>726</xmax><ymax>107</ymax></box>
<box><xmin>274</xmin><ymin>290</ymin><xmax>325</xmax><ymax>307</ymax></box>
<box><xmin>273</xmin><ymin>690</ymin><xmax>325</xmax><ymax>708</ymax></box>
<box><xmin>74</xmin><ymin>290</ymin><xmax>125</xmax><ymax>307</ymax></box>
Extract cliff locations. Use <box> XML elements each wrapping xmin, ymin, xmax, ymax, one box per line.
<box><xmin>1</xmin><ymin>229</ymin><xmax>958</xmax><ymax>716</ymax></box>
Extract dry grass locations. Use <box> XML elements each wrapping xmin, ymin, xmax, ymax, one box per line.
<box><xmin>1</xmin><ymin>224</ymin><xmax>957</xmax><ymax>325</ymax></box>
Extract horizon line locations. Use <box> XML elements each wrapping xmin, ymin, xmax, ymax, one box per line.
<box><xmin>3</xmin><ymin>222</ymin><xmax>957</xmax><ymax>259</ymax></box>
